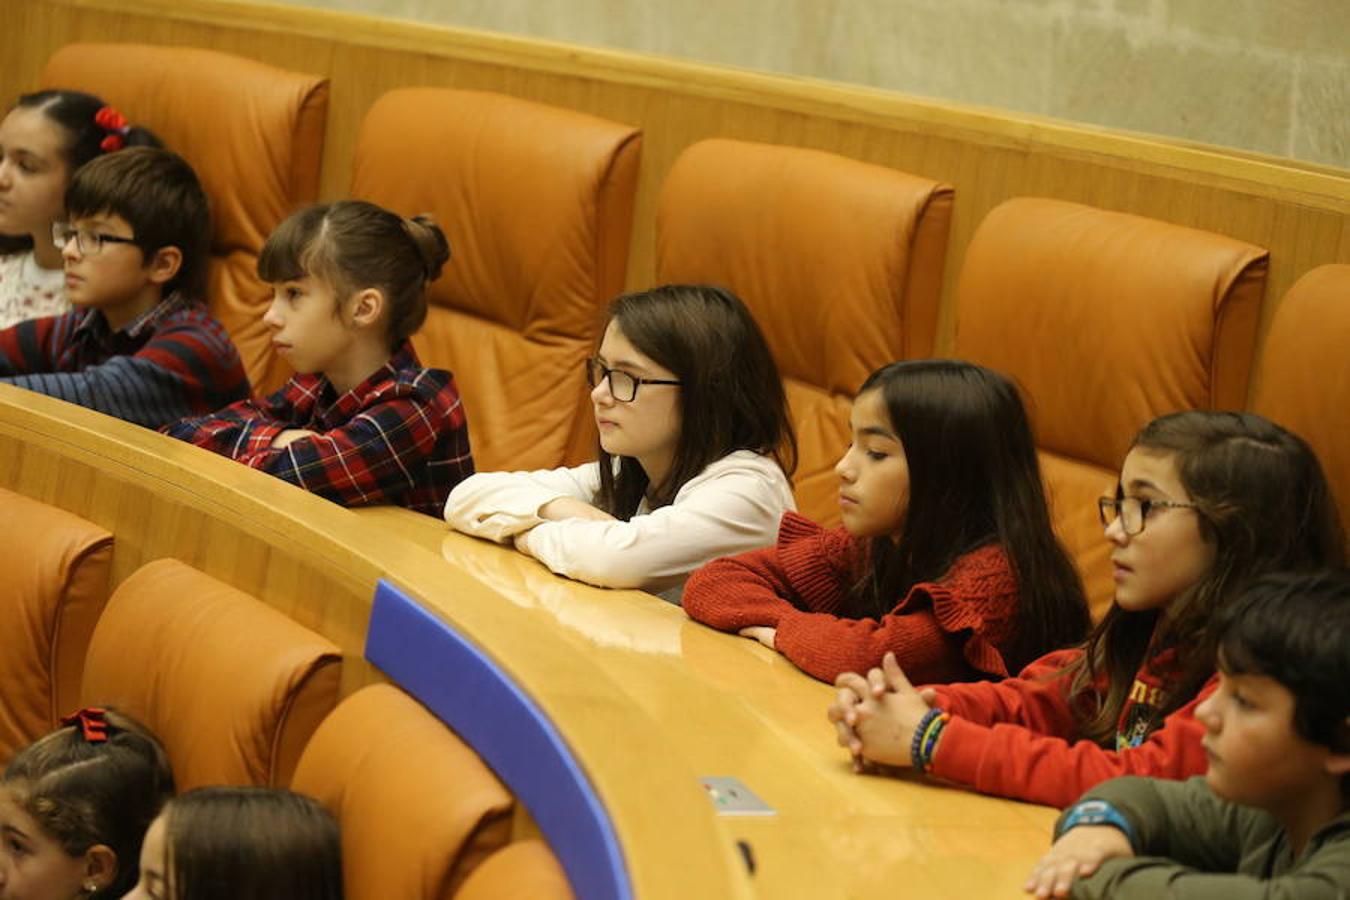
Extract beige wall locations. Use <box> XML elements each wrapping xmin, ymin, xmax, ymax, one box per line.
<box><xmin>282</xmin><ymin>0</ymin><xmax>1349</xmax><ymax>168</ymax></box>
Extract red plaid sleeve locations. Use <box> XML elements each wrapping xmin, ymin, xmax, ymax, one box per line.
<box><xmin>162</xmin><ymin>375</ymin><xmax>313</xmax><ymax>455</ymax></box>
<box><xmin>227</xmin><ymin>369</ymin><xmax>472</xmax><ymax>516</ymax></box>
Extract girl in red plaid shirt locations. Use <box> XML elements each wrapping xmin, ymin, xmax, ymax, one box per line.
<box><xmin>163</xmin><ymin>200</ymin><xmax>473</xmax><ymax>515</ymax></box>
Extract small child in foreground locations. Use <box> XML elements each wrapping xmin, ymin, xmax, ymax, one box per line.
<box><xmin>127</xmin><ymin>786</ymin><xmax>342</xmax><ymax>900</ymax></box>
<box><xmin>0</xmin><ymin>707</ymin><xmax>175</xmax><ymax>899</ymax></box>
<box><xmin>1027</xmin><ymin>569</ymin><xmax>1350</xmax><ymax>899</ymax></box>
<box><xmin>163</xmin><ymin>200</ymin><xmax>473</xmax><ymax>515</ymax></box>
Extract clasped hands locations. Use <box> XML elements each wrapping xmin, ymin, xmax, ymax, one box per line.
<box><xmin>826</xmin><ymin>651</ymin><xmax>938</xmax><ymax>772</ymax></box>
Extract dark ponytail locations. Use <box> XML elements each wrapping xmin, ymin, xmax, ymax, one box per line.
<box><xmin>258</xmin><ymin>200</ymin><xmax>450</xmax><ymax>349</ymax></box>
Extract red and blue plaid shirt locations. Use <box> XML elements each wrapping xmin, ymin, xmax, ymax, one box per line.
<box><xmin>162</xmin><ymin>341</ymin><xmax>473</xmax><ymax>516</ymax></box>
<box><xmin>0</xmin><ymin>296</ymin><xmax>249</xmax><ymax>427</ymax></box>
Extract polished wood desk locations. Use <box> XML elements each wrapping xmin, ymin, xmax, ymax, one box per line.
<box><xmin>0</xmin><ymin>385</ymin><xmax>1056</xmax><ymax>898</ymax></box>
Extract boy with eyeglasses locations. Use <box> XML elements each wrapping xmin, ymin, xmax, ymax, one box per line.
<box><xmin>1026</xmin><ymin>569</ymin><xmax>1350</xmax><ymax>898</ymax></box>
<box><xmin>0</xmin><ymin>146</ymin><xmax>248</xmax><ymax>426</ymax></box>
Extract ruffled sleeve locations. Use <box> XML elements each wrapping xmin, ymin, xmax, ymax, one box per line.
<box><xmin>773</xmin><ymin>543</ymin><xmax>1021</xmax><ymax>684</ymax></box>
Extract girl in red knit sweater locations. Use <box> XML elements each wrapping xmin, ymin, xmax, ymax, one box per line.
<box><xmin>682</xmin><ymin>359</ymin><xmax>1089</xmax><ymax>684</ymax></box>
<box><xmin>828</xmin><ymin>411</ymin><xmax>1345</xmax><ymax>808</ymax></box>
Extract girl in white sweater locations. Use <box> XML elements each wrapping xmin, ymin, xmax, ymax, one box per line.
<box><xmin>445</xmin><ymin>284</ymin><xmax>798</xmax><ymax>601</ymax></box>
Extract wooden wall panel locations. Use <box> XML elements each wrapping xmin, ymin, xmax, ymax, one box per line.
<box><xmin>1</xmin><ymin>0</ymin><xmax>1344</xmax><ymax>401</ymax></box>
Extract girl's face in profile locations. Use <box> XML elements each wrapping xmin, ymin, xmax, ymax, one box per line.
<box><xmin>834</xmin><ymin>389</ymin><xmax>909</xmax><ymax>540</ymax></box>
<box><xmin>1105</xmin><ymin>447</ymin><xmax>1217</xmax><ymax>615</ymax></box>
<box><xmin>0</xmin><ymin>107</ymin><xmax>70</xmax><ymax>242</ymax></box>
<box><xmin>589</xmin><ymin>319</ymin><xmax>683</xmax><ymax>484</ymax></box>
<box><xmin>0</xmin><ymin>787</ymin><xmax>91</xmax><ymax>900</ymax></box>
<box><xmin>124</xmin><ymin>813</ymin><xmax>168</xmax><ymax>900</ymax></box>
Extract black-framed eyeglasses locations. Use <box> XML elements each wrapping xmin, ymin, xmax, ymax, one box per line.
<box><xmin>1097</xmin><ymin>495</ymin><xmax>1200</xmax><ymax>536</ymax></box>
<box><xmin>585</xmin><ymin>357</ymin><xmax>681</xmax><ymax>403</ymax></box>
<box><xmin>51</xmin><ymin>222</ymin><xmax>138</xmax><ymax>256</ymax></box>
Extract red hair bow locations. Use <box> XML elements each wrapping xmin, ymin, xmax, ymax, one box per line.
<box><xmin>94</xmin><ymin>105</ymin><xmax>129</xmax><ymax>153</ymax></box>
<box><xmin>60</xmin><ymin>707</ymin><xmax>110</xmax><ymax>743</ymax></box>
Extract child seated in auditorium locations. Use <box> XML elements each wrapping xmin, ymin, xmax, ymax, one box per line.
<box><xmin>128</xmin><ymin>786</ymin><xmax>342</xmax><ymax>900</ymax></box>
<box><xmin>827</xmin><ymin>411</ymin><xmax>1344</xmax><ymax>808</ymax></box>
<box><xmin>0</xmin><ymin>146</ymin><xmax>249</xmax><ymax>427</ymax></box>
<box><xmin>1025</xmin><ymin>570</ymin><xmax>1350</xmax><ymax>899</ymax></box>
<box><xmin>164</xmin><ymin>200</ymin><xmax>473</xmax><ymax>516</ymax></box>
<box><xmin>683</xmin><ymin>359</ymin><xmax>1089</xmax><ymax>684</ymax></box>
<box><xmin>445</xmin><ymin>283</ymin><xmax>797</xmax><ymax>601</ymax></box>
<box><xmin>0</xmin><ymin>707</ymin><xmax>175</xmax><ymax>898</ymax></box>
<box><xmin>0</xmin><ymin>90</ymin><xmax>161</xmax><ymax>327</ymax></box>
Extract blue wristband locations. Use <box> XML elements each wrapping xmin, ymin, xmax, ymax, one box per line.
<box><xmin>1056</xmin><ymin>799</ymin><xmax>1136</xmax><ymax>847</ymax></box>
<box><xmin>910</xmin><ymin>708</ymin><xmax>944</xmax><ymax>772</ymax></box>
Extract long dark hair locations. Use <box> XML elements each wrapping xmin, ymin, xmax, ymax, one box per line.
<box><xmin>840</xmin><ymin>360</ymin><xmax>1088</xmax><ymax>671</ymax></box>
<box><xmin>4</xmin><ymin>708</ymin><xmax>175</xmax><ymax>898</ymax></box>
<box><xmin>162</xmin><ymin>786</ymin><xmax>342</xmax><ymax>900</ymax></box>
<box><xmin>0</xmin><ymin>89</ymin><xmax>161</xmax><ymax>253</ymax></box>
<box><xmin>258</xmin><ymin>200</ymin><xmax>450</xmax><ymax>350</ymax></box>
<box><xmin>1069</xmin><ymin>411</ymin><xmax>1345</xmax><ymax>745</ymax></box>
<box><xmin>594</xmin><ymin>284</ymin><xmax>797</xmax><ymax>518</ymax></box>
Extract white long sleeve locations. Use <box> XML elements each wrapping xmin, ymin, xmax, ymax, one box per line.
<box><xmin>445</xmin><ymin>450</ymin><xmax>796</xmax><ymax>598</ymax></box>
<box><xmin>444</xmin><ymin>464</ymin><xmax>602</xmax><ymax>541</ymax></box>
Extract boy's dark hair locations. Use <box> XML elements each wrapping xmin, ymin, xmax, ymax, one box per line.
<box><xmin>1069</xmin><ymin>411</ymin><xmax>1345</xmax><ymax>745</ymax></box>
<box><xmin>843</xmin><ymin>359</ymin><xmax>1089</xmax><ymax>670</ymax></box>
<box><xmin>1216</xmin><ymin>569</ymin><xmax>1350</xmax><ymax>753</ymax></box>
<box><xmin>65</xmin><ymin>145</ymin><xmax>212</xmax><ymax>301</ymax></box>
<box><xmin>0</xmin><ymin>89</ymin><xmax>161</xmax><ymax>254</ymax></box>
<box><xmin>3</xmin><ymin>708</ymin><xmax>176</xmax><ymax>898</ymax></box>
<box><xmin>258</xmin><ymin>200</ymin><xmax>449</xmax><ymax>349</ymax></box>
<box><xmin>164</xmin><ymin>786</ymin><xmax>343</xmax><ymax>900</ymax></box>
<box><xmin>594</xmin><ymin>284</ymin><xmax>797</xmax><ymax>517</ymax></box>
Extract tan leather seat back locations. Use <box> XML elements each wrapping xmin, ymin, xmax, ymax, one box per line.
<box><xmin>292</xmin><ymin>684</ymin><xmax>514</xmax><ymax>900</ymax></box>
<box><xmin>41</xmin><ymin>43</ymin><xmax>329</xmax><ymax>393</ymax></box>
<box><xmin>953</xmin><ymin>197</ymin><xmax>1268</xmax><ymax>617</ymax></box>
<box><xmin>454</xmin><ymin>840</ymin><xmax>574</xmax><ymax>900</ymax></box>
<box><xmin>0</xmin><ymin>490</ymin><xmax>111</xmax><ymax>762</ymax></box>
<box><xmin>351</xmin><ymin>88</ymin><xmax>641</xmax><ymax>472</ymax></box>
<box><xmin>1251</xmin><ymin>264</ymin><xmax>1350</xmax><ymax>543</ymax></box>
<box><xmin>80</xmin><ymin>559</ymin><xmax>341</xmax><ymax>788</ymax></box>
<box><xmin>656</xmin><ymin>139</ymin><xmax>954</xmax><ymax>523</ymax></box>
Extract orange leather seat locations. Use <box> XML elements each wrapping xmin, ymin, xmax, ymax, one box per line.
<box><xmin>454</xmin><ymin>840</ymin><xmax>574</xmax><ymax>900</ymax></box>
<box><xmin>41</xmin><ymin>43</ymin><xmax>329</xmax><ymax>394</ymax></box>
<box><xmin>350</xmin><ymin>88</ymin><xmax>641</xmax><ymax>472</ymax></box>
<box><xmin>0</xmin><ymin>489</ymin><xmax>111</xmax><ymax>762</ymax></box>
<box><xmin>952</xmin><ymin>197</ymin><xmax>1267</xmax><ymax>619</ymax></box>
<box><xmin>1251</xmin><ymin>264</ymin><xmax>1350</xmax><ymax>544</ymax></box>
<box><xmin>655</xmin><ymin>138</ymin><xmax>954</xmax><ymax>523</ymax></box>
<box><xmin>292</xmin><ymin>683</ymin><xmax>514</xmax><ymax>900</ymax></box>
<box><xmin>80</xmin><ymin>558</ymin><xmax>341</xmax><ymax>788</ymax></box>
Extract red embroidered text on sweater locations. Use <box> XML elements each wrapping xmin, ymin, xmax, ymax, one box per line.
<box><xmin>682</xmin><ymin>511</ymin><xmax>1020</xmax><ymax>684</ymax></box>
<box><xmin>927</xmin><ymin>644</ymin><xmax>1214</xmax><ymax>808</ymax></box>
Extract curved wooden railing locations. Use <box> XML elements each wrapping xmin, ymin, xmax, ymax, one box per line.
<box><xmin>0</xmin><ymin>385</ymin><xmax>1058</xmax><ymax>898</ymax></box>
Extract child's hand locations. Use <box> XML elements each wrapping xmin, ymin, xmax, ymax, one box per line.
<box><xmin>737</xmin><ymin>626</ymin><xmax>776</xmax><ymax>650</ymax></box>
<box><xmin>538</xmin><ymin>497</ymin><xmax>617</xmax><ymax>522</ymax></box>
<box><xmin>836</xmin><ymin>653</ymin><xmax>934</xmax><ymax>768</ymax></box>
<box><xmin>271</xmin><ymin>429</ymin><xmax>317</xmax><ymax>448</ymax></box>
<box><xmin>1024</xmin><ymin>826</ymin><xmax>1134</xmax><ymax>898</ymax></box>
<box><xmin>827</xmin><ymin>681</ymin><xmax>868</xmax><ymax>771</ymax></box>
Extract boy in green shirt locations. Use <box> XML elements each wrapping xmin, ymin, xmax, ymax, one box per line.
<box><xmin>1027</xmin><ymin>569</ymin><xmax>1350</xmax><ymax>899</ymax></box>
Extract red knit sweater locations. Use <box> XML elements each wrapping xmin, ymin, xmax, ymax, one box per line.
<box><xmin>927</xmin><ymin>647</ymin><xmax>1216</xmax><ymax>808</ymax></box>
<box><xmin>682</xmin><ymin>512</ymin><xmax>1020</xmax><ymax>684</ymax></box>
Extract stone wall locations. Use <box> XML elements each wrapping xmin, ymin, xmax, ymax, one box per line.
<box><xmin>281</xmin><ymin>0</ymin><xmax>1349</xmax><ymax>168</ymax></box>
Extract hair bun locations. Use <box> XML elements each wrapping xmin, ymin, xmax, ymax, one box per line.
<box><xmin>403</xmin><ymin>214</ymin><xmax>450</xmax><ymax>284</ymax></box>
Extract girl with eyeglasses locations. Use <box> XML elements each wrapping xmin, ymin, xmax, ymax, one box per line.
<box><xmin>0</xmin><ymin>90</ymin><xmax>160</xmax><ymax>328</ymax></box>
<box><xmin>684</xmin><ymin>359</ymin><xmax>1089</xmax><ymax>685</ymax></box>
<box><xmin>827</xmin><ymin>410</ymin><xmax>1344</xmax><ymax>808</ymax></box>
<box><xmin>445</xmin><ymin>283</ymin><xmax>797</xmax><ymax>602</ymax></box>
